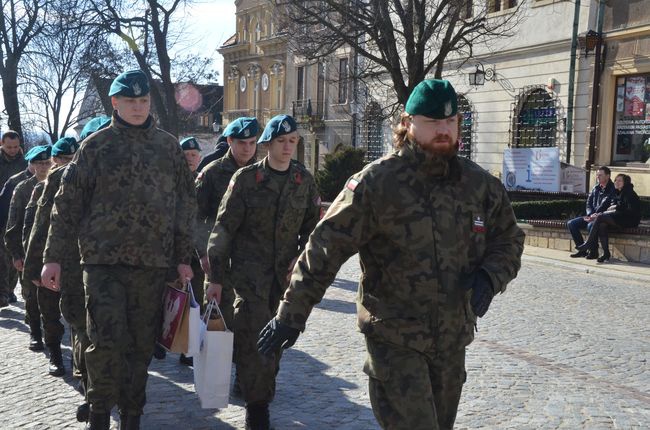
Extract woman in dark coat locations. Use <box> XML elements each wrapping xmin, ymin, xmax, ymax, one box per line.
<box><xmin>577</xmin><ymin>174</ymin><xmax>641</xmax><ymax>262</ymax></box>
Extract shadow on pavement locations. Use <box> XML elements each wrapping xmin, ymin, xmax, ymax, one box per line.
<box><xmin>318</xmin><ymin>297</ymin><xmax>356</xmax><ymax>314</ymax></box>
<box><xmin>330</xmin><ymin>278</ymin><xmax>358</xmax><ymax>293</ymax></box>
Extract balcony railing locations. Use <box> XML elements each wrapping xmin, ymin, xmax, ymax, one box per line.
<box><xmin>292</xmin><ymin>99</ymin><xmax>324</xmax><ymax>120</ymax></box>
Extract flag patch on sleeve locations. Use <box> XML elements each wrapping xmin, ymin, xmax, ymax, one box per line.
<box><xmin>346</xmin><ymin>178</ymin><xmax>360</xmax><ymax>192</ymax></box>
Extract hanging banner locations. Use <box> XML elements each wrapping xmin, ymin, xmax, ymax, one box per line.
<box><xmin>503</xmin><ymin>147</ymin><xmax>561</xmax><ymax>192</ymax></box>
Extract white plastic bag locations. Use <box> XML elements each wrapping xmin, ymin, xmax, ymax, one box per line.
<box><xmin>185</xmin><ymin>284</ymin><xmax>202</xmax><ymax>357</ymax></box>
<box><xmin>193</xmin><ymin>298</ymin><xmax>233</xmax><ymax>408</ymax></box>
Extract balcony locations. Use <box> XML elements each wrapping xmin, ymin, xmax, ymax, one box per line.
<box><xmin>292</xmin><ymin>99</ymin><xmax>325</xmax><ymax>130</ymax></box>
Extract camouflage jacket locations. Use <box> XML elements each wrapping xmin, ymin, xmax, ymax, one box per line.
<box><xmin>23</xmin><ymin>167</ymin><xmax>70</xmax><ymax>282</ymax></box>
<box><xmin>195</xmin><ymin>149</ymin><xmax>255</xmax><ymax>257</ymax></box>
<box><xmin>207</xmin><ymin>158</ymin><xmax>321</xmax><ymax>302</ymax></box>
<box><xmin>44</xmin><ymin>115</ymin><xmax>197</xmax><ymax>268</ymax></box>
<box><xmin>4</xmin><ymin>176</ymin><xmax>39</xmax><ymax>260</ymax></box>
<box><xmin>277</xmin><ymin>142</ymin><xmax>525</xmax><ymax>351</ymax></box>
<box><xmin>0</xmin><ymin>150</ymin><xmax>27</xmax><ymax>187</ymax></box>
<box><xmin>22</xmin><ymin>181</ymin><xmax>44</xmax><ymax>256</ymax></box>
<box><xmin>0</xmin><ymin>169</ymin><xmax>32</xmax><ymax>233</ymax></box>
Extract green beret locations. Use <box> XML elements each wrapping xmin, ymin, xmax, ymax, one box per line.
<box><xmin>223</xmin><ymin>117</ymin><xmax>259</xmax><ymax>139</ymax></box>
<box><xmin>405</xmin><ymin>79</ymin><xmax>457</xmax><ymax>119</ymax></box>
<box><xmin>180</xmin><ymin>137</ymin><xmax>201</xmax><ymax>151</ymax></box>
<box><xmin>25</xmin><ymin>145</ymin><xmax>52</xmax><ymax>162</ymax></box>
<box><xmin>52</xmin><ymin>137</ymin><xmax>79</xmax><ymax>157</ymax></box>
<box><xmin>80</xmin><ymin>116</ymin><xmax>111</xmax><ymax>140</ymax></box>
<box><xmin>257</xmin><ymin>114</ymin><xmax>297</xmax><ymax>144</ymax></box>
<box><xmin>108</xmin><ymin>70</ymin><xmax>150</xmax><ymax>97</ymax></box>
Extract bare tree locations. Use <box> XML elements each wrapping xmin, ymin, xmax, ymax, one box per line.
<box><xmin>275</xmin><ymin>0</ymin><xmax>524</xmax><ymax>114</ymax></box>
<box><xmin>0</xmin><ymin>0</ymin><xmax>49</xmax><ymax>138</ymax></box>
<box><xmin>21</xmin><ymin>0</ymin><xmax>108</xmax><ymax>141</ymax></box>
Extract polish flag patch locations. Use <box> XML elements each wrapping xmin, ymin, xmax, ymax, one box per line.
<box><xmin>346</xmin><ymin>178</ymin><xmax>360</xmax><ymax>192</ymax></box>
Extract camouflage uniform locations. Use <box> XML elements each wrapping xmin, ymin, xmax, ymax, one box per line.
<box><xmin>196</xmin><ymin>148</ymin><xmax>255</xmax><ymax>321</ymax></box>
<box><xmin>24</xmin><ymin>172</ymin><xmax>66</xmax><ymax>358</ymax></box>
<box><xmin>0</xmin><ymin>169</ymin><xmax>32</xmax><ymax>302</ymax></box>
<box><xmin>44</xmin><ymin>114</ymin><xmax>196</xmax><ymax>415</ymax></box>
<box><xmin>275</xmin><ymin>142</ymin><xmax>525</xmax><ymax>430</ymax></box>
<box><xmin>207</xmin><ymin>158</ymin><xmax>320</xmax><ymax>406</ymax></box>
<box><xmin>5</xmin><ymin>175</ymin><xmax>41</xmax><ymax>329</ymax></box>
<box><xmin>0</xmin><ymin>149</ymin><xmax>27</xmax><ymax>188</ymax></box>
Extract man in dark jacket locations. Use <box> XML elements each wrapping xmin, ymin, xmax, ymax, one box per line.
<box><xmin>567</xmin><ymin>166</ymin><xmax>616</xmax><ymax>259</ymax></box>
<box><xmin>196</xmin><ymin>134</ymin><xmax>229</xmax><ymax>172</ymax></box>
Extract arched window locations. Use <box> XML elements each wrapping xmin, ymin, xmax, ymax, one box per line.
<box><xmin>364</xmin><ymin>102</ymin><xmax>384</xmax><ymax>161</ymax></box>
<box><xmin>457</xmin><ymin>95</ymin><xmax>473</xmax><ymax>159</ymax></box>
<box><xmin>514</xmin><ymin>88</ymin><xmax>557</xmax><ymax>147</ymax></box>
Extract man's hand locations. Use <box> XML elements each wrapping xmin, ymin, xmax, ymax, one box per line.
<box><xmin>206</xmin><ymin>282</ymin><xmax>222</xmax><ymax>304</ymax></box>
<box><xmin>177</xmin><ymin>264</ymin><xmax>193</xmax><ymax>282</ymax></box>
<box><xmin>199</xmin><ymin>255</ymin><xmax>210</xmax><ymax>274</ymax></box>
<box><xmin>257</xmin><ymin>318</ymin><xmax>300</xmax><ymax>356</ymax></box>
<box><xmin>13</xmin><ymin>258</ymin><xmax>24</xmax><ymax>271</ymax></box>
<box><xmin>463</xmin><ymin>270</ymin><xmax>494</xmax><ymax>318</ymax></box>
<box><xmin>41</xmin><ymin>263</ymin><xmax>61</xmax><ymax>292</ymax></box>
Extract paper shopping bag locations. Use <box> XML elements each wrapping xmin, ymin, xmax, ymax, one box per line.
<box><xmin>193</xmin><ymin>299</ymin><xmax>233</xmax><ymax>409</ymax></box>
<box><xmin>185</xmin><ymin>283</ymin><xmax>202</xmax><ymax>357</ymax></box>
<box><xmin>159</xmin><ymin>281</ymin><xmax>189</xmax><ymax>353</ymax></box>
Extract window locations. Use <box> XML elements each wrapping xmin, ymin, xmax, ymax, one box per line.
<box><xmin>459</xmin><ymin>0</ymin><xmax>473</xmax><ymax>19</ymax></box>
<box><xmin>457</xmin><ymin>95</ymin><xmax>473</xmax><ymax>159</ymax></box>
<box><xmin>296</xmin><ymin>66</ymin><xmax>304</xmax><ymax>101</ymax></box>
<box><xmin>612</xmin><ymin>74</ymin><xmax>650</xmax><ymax>163</ymax></box>
<box><xmin>513</xmin><ymin>88</ymin><xmax>557</xmax><ymax>148</ymax></box>
<box><xmin>488</xmin><ymin>0</ymin><xmax>516</xmax><ymax>13</ymax></box>
<box><xmin>364</xmin><ymin>102</ymin><xmax>384</xmax><ymax>161</ymax></box>
<box><xmin>338</xmin><ymin>58</ymin><xmax>349</xmax><ymax>104</ymax></box>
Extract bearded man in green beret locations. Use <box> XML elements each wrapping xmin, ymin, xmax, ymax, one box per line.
<box><xmin>41</xmin><ymin>70</ymin><xmax>196</xmax><ymax>430</ymax></box>
<box><xmin>258</xmin><ymin>79</ymin><xmax>525</xmax><ymax>430</ymax></box>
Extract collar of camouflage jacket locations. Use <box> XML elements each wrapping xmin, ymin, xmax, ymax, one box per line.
<box><xmin>224</xmin><ymin>148</ymin><xmax>256</xmax><ymax>173</ymax></box>
<box><xmin>110</xmin><ymin>112</ymin><xmax>156</xmax><ymax>138</ymax></box>
<box><xmin>257</xmin><ymin>157</ymin><xmax>304</xmax><ymax>187</ymax></box>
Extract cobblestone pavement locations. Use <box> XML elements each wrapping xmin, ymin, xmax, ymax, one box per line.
<box><xmin>1</xmin><ymin>254</ymin><xmax>649</xmax><ymax>429</ymax></box>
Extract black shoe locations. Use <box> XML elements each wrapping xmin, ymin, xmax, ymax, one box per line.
<box><xmin>179</xmin><ymin>353</ymin><xmax>193</xmax><ymax>366</ymax></box>
<box><xmin>119</xmin><ymin>414</ymin><xmax>141</xmax><ymax>430</ymax></box>
<box><xmin>585</xmin><ymin>251</ymin><xmax>599</xmax><ymax>260</ymax></box>
<box><xmin>153</xmin><ymin>343</ymin><xmax>167</xmax><ymax>359</ymax></box>
<box><xmin>29</xmin><ymin>334</ymin><xmax>44</xmax><ymax>351</ymax></box>
<box><xmin>597</xmin><ymin>253</ymin><xmax>611</xmax><ymax>263</ymax></box>
<box><xmin>570</xmin><ymin>250</ymin><xmax>588</xmax><ymax>258</ymax></box>
<box><xmin>48</xmin><ymin>344</ymin><xmax>65</xmax><ymax>377</ymax></box>
<box><xmin>0</xmin><ymin>295</ymin><xmax>8</xmax><ymax>308</ymax></box>
<box><xmin>76</xmin><ymin>403</ymin><xmax>90</xmax><ymax>422</ymax></box>
<box><xmin>8</xmin><ymin>292</ymin><xmax>17</xmax><ymax>303</ymax></box>
<box><xmin>245</xmin><ymin>403</ymin><xmax>270</xmax><ymax>430</ymax></box>
<box><xmin>87</xmin><ymin>412</ymin><xmax>110</xmax><ymax>430</ymax></box>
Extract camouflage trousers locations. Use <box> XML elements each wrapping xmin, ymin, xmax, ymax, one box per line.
<box><xmin>83</xmin><ymin>264</ymin><xmax>167</xmax><ymax>415</ymax></box>
<box><xmin>0</xmin><ymin>242</ymin><xmax>18</xmax><ymax>300</ymax></box>
<box><xmin>232</xmin><ymin>297</ymin><xmax>282</xmax><ymax>406</ymax></box>
<box><xmin>59</xmin><ymin>260</ymin><xmax>88</xmax><ymax>381</ymax></box>
<box><xmin>21</xmin><ymin>275</ymin><xmax>42</xmax><ymax>331</ymax></box>
<box><xmin>364</xmin><ymin>337</ymin><xmax>466</xmax><ymax>430</ymax></box>
<box><xmin>37</xmin><ymin>286</ymin><xmax>64</xmax><ymax>346</ymax></box>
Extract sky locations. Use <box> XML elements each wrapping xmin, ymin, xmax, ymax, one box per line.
<box><xmin>177</xmin><ymin>0</ymin><xmax>237</xmax><ymax>85</ymax></box>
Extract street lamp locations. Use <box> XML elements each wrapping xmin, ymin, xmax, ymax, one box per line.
<box><xmin>468</xmin><ymin>63</ymin><xmax>496</xmax><ymax>86</ymax></box>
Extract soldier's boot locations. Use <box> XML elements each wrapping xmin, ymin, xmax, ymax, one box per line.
<box><xmin>245</xmin><ymin>403</ymin><xmax>270</xmax><ymax>430</ymax></box>
<box><xmin>232</xmin><ymin>372</ymin><xmax>242</xmax><ymax>398</ymax></box>
<box><xmin>28</xmin><ymin>324</ymin><xmax>44</xmax><ymax>351</ymax></box>
<box><xmin>47</xmin><ymin>343</ymin><xmax>66</xmax><ymax>376</ymax></box>
<box><xmin>119</xmin><ymin>414</ymin><xmax>141</xmax><ymax>430</ymax></box>
<box><xmin>87</xmin><ymin>412</ymin><xmax>110</xmax><ymax>430</ymax></box>
<box><xmin>76</xmin><ymin>403</ymin><xmax>90</xmax><ymax>422</ymax></box>
<box><xmin>0</xmin><ymin>295</ymin><xmax>8</xmax><ymax>308</ymax></box>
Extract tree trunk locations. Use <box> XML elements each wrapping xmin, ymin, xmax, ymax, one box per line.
<box><xmin>0</xmin><ymin>64</ymin><xmax>23</xmax><ymax>140</ymax></box>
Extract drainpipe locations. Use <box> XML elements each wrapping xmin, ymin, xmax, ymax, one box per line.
<box><xmin>565</xmin><ymin>0</ymin><xmax>581</xmax><ymax>164</ymax></box>
<box><xmin>585</xmin><ymin>0</ymin><xmax>607</xmax><ymax>192</ymax></box>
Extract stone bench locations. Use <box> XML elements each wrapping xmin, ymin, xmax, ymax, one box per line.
<box><xmin>518</xmin><ymin>220</ymin><xmax>650</xmax><ymax>264</ymax></box>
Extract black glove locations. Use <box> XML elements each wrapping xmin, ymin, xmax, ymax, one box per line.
<box><xmin>463</xmin><ymin>270</ymin><xmax>494</xmax><ymax>318</ymax></box>
<box><xmin>257</xmin><ymin>318</ymin><xmax>300</xmax><ymax>356</ymax></box>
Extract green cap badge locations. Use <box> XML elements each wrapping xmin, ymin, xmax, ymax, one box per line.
<box><xmin>405</xmin><ymin>79</ymin><xmax>458</xmax><ymax>119</ymax></box>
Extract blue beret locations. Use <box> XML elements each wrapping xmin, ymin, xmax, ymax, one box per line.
<box><xmin>257</xmin><ymin>115</ymin><xmax>298</xmax><ymax>144</ymax></box>
<box><xmin>405</xmin><ymin>79</ymin><xmax>458</xmax><ymax>119</ymax></box>
<box><xmin>108</xmin><ymin>70</ymin><xmax>150</xmax><ymax>97</ymax></box>
<box><xmin>52</xmin><ymin>137</ymin><xmax>79</xmax><ymax>157</ymax></box>
<box><xmin>223</xmin><ymin>117</ymin><xmax>259</xmax><ymax>139</ymax></box>
<box><xmin>80</xmin><ymin>116</ymin><xmax>111</xmax><ymax>140</ymax></box>
<box><xmin>180</xmin><ymin>136</ymin><xmax>201</xmax><ymax>151</ymax></box>
<box><xmin>25</xmin><ymin>145</ymin><xmax>52</xmax><ymax>162</ymax></box>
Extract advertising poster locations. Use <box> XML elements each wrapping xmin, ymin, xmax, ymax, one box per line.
<box><xmin>503</xmin><ymin>147</ymin><xmax>561</xmax><ymax>192</ymax></box>
<box><xmin>624</xmin><ymin>77</ymin><xmax>645</xmax><ymax>117</ymax></box>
